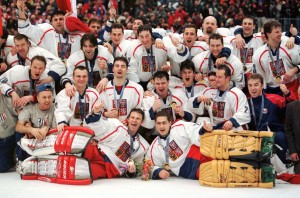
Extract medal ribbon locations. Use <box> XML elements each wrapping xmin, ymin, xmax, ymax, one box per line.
<box><xmin>250</xmin><ymin>95</ymin><xmax>264</xmax><ymax>130</ymax></box>
<box><xmin>58</xmin><ymin>33</ymin><xmax>69</xmax><ymax>61</ymax></box>
<box><xmin>113</xmin><ymin>80</ymin><xmax>127</xmax><ymax>112</ymax></box>
<box><xmin>78</xmin><ymin>88</ymin><xmax>87</xmax><ymax>122</ymax></box>
<box><xmin>158</xmin><ymin>135</ymin><xmax>170</xmax><ymax>165</ymax></box>
<box><xmin>268</xmin><ymin>44</ymin><xmax>281</xmax><ymax>77</ymax></box>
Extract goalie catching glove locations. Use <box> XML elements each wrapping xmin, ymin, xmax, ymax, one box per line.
<box><xmin>200</xmin><ymin>130</ymin><xmax>274</xmax><ymax>161</ymax></box>
<box><xmin>17</xmin><ymin>155</ymin><xmax>93</xmax><ymax>185</ymax></box>
<box><xmin>199</xmin><ymin>160</ymin><xmax>275</xmax><ymax>188</ymax></box>
<box><xmin>20</xmin><ymin>126</ymin><xmax>95</xmax><ymax>156</ymax></box>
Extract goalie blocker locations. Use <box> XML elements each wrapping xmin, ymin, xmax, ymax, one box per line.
<box><xmin>17</xmin><ymin>155</ymin><xmax>93</xmax><ymax>185</ymax></box>
<box><xmin>20</xmin><ymin>126</ymin><xmax>95</xmax><ymax>156</ymax></box>
<box><xmin>200</xmin><ymin>130</ymin><xmax>275</xmax><ymax>161</ymax></box>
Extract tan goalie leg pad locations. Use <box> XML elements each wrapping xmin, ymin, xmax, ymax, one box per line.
<box><xmin>199</xmin><ymin>160</ymin><xmax>275</xmax><ymax>188</ymax></box>
<box><xmin>200</xmin><ymin>130</ymin><xmax>274</xmax><ymax>161</ymax></box>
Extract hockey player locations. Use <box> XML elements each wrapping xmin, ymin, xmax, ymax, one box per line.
<box><xmin>55</xmin><ymin>66</ymin><xmax>100</xmax><ymax>131</ymax></box>
<box><xmin>192</xmin><ymin>33</ymin><xmax>245</xmax><ymax>89</ymax></box>
<box><xmin>145</xmin><ymin>111</ymin><xmax>213</xmax><ymax>180</ymax></box>
<box><xmin>247</xmin><ymin>73</ymin><xmax>291</xmax><ymax>163</ymax></box>
<box><xmin>61</xmin><ymin>33</ymin><xmax>113</xmax><ymax>95</ymax></box>
<box><xmin>129</xmin><ymin>25</ymin><xmax>188</xmax><ymax>89</ymax></box>
<box><xmin>17</xmin><ymin>0</ymin><xmax>83</xmax><ymax>60</ymax></box>
<box><xmin>188</xmin><ymin>65</ymin><xmax>250</xmax><ymax>130</ymax></box>
<box><xmin>252</xmin><ymin>20</ymin><xmax>300</xmax><ymax>98</ymax></box>
<box><xmin>16</xmin><ymin>83</ymin><xmax>56</xmax><ymax>141</ymax></box>
<box><xmin>100</xmin><ymin>57</ymin><xmax>144</xmax><ymax>122</ymax></box>
<box><xmin>6</xmin><ymin>34</ymin><xmax>66</xmax><ymax>85</ymax></box>
<box><xmin>142</xmin><ymin>71</ymin><xmax>193</xmax><ymax>129</ymax></box>
<box><xmin>0</xmin><ymin>55</ymin><xmax>52</xmax><ymax>108</ymax></box>
<box><xmin>0</xmin><ymin>28</ymin><xmax>15</xmax><ymax>74</ymax></box>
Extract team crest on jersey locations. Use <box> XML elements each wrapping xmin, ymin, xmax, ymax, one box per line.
<box><xmin>74</xmin><ymin>103</ymin><xmax>90</xmax><ymax>119</ymax></box>
<box><xmin>112</xmin><ymin>99</ymin><xmax>127</xmax><ymax>116</ymax></box>
<box><xmin>240</xmin><ymin>47</ymin><xmax>253</xmax><ymax>63</ymax></box>
<box><xmin>37</xmin><ymin>118</ymin><xmax>47</xmax><ymax>128</ymax></box>
<box><xmin>168</xmin><ymin>140</ymin><xmax>183</xmax><ymax>161</ymax></box>
<box><xmin>0</xmin><ymin>112</ymin><xmax>7</xmax><ymax>123</ymax></box>
<box><xmin>270</xmin><ymin>59</ymin><xmax>285</xmax><ymax>77</ymax></box>
<box><xmin>57</xmin><ymin>43</ymin><xmax>71</xmax><ymax>59</ymax></box>
<box><xmin>212</xmin><ymin>101</ymin><xmax>225</xmax><ymax>118</ymax></box>
<box><xmin>262</xmin><ymin>108</ymin><xmax>268</xmax><ymax>114</ymax></box>
<box><xmin>115</xmin><ymin>141</ymin><xmax>131</xmax><ymax>162</ymax></box>
<box><xmin>142</xmin><ymin>56</ymin><xmax>156</xmax><ymax>72</ymax></box>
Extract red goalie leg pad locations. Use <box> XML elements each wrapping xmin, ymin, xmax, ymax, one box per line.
<box><xmin>277</xmin><ymin>173</ymin><xmax>300</xmax><ymax>184</ymax></box>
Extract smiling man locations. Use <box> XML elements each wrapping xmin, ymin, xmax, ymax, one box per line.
<box><xmin>145</xmin><ymin>111</ymin><xmax>213</xmax><ymax>180</ymax></box>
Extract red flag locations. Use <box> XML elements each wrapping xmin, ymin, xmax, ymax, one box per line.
<box><xmin>110</xmin><ymin>0</ymin><xmax>118</xmax><ymax>10</ymax></box>
<box><xmin>0</xmin><ymin>8</ymin><xmax>3</xmax><ymax>36</ymax></box>
<box><xmin>56</xmin><ymin>0</ymin><xmax>72</xmax><ymax>13</ymax></box>
<box><xmin>81</xmin><ymin>0</ymin><xmax>90</xmax><ymax>14</ymax></box>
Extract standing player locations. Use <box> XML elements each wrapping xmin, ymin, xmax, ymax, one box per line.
<box><xmin>100</xmin><ymin>57</ymin><xmax>144</xmax><ymax>122</ymax></box>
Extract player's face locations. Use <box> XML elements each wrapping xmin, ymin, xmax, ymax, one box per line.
<box><xmin>267</xmin><ymin>27</ymin><xmax>282</xmax><ymax>44</ymax></box>
<box><xmin>248</xmin><ymin>78</ymin><xmax>263</xmax><ymax>98</ymax></box>
<box><xmin>154</xmin><ymin>77</ymin><xmax>169</xmax><ymax>99</ymax></box>
<box><xmin>155</xmin><ymin>116</ymin><xmax>171</xmax><ymax>137</ymax></box>
<box><xmin>181</xmin><ymin>68</ymin><xmax>195</xmax><ymax>87</ymax></box>
<box><xmin>82</xmin><ymin>40</ymin><xmax>97</xmax><ymax>60</ymax></box>
<box><xmin>111</xmin><ymin>28</ymin><xmax>124</xmax><ymax>46</ymax></box>
<box><xmin>138</xmin><ymin>30</ymin><xmax>152</xmax><ymax>49</ymax></box>
<box><xmin>30</xmin><ymin>60</ymin><xmax>46</xmax><ymax>80</ymax></box>
<box><xmin>37</xmin><ymin>91</ymin><xmax>53</xmax><ymax>110</ymax></box>
<box><xmin>14</xmin><ymin>38</ymin><xmax>30</xmax><ymax>57</ymax></box>
<box><xmin>183</xmin><ymin>27</ymin><xmax>197</xmax><ymax>49</ymax></box>
<box><xmin>127</xmin><ymin>111</ymin><xmax>143</xmax><ymax>134</ymax></box>
<box><xmin>89</xmin><ymin>22</ymin><xmax>101</xmax><ymax>37</ymax></box>
<box><xmin>242</xmin><ymin>18</ymin><xmax>255</xmax><ymax>37</ymax></box>
<box><xmin>209</xmin><ymin>39</ymin><xmax>223</xmax><ymax>58</ymax></box>
<box><xmin>51</xmin><ymin>14</ymin><xmax>65</xmax><ymax>34</ymax></box>
<box><xmin>260</xmin><ymin>28</ymin><xmax>267</xmax><ymax>44</ymax></box>
<box><xmin>73</xmin><ymin>69</ymin><xmax>89</xmax><ymax>88</ymax></box>
<box><xmin>202</xmin><ymin>17</ymin><xmax>217</xmax><ymax>35</ymax></box>
<box><xmin>216</xmin><ymin>69</ymin><xmax>230</xmax><ymax>90</ymax></box>
<box><xmin>132</xmin><ymin>19</ymin><xmax>143</xmax><ymax>34</ymax></box>
<box><xmin>113</xmin><ymin>60</ymin><xmax>128</xmax><ymax>78</ymax></box>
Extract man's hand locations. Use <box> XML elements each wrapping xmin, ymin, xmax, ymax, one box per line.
<box><xmin>152</xmin><ymin>98</ymin><xmax>163</xmax><ymax>112</ymax></box>
<box><xmin>127</xmin><ymin>160</ymin><xmax>136</xmax><ymax>173</ymax></box>
<box><xmin>161</xmin><ymin>64</ymin><xmax>171</xmax><ymax>72</ymax></box>
<box><xmin>158</xmin><ymin>169</ymin><xmax>170</xmax><ymax>179</ymax></box>
<box><xmin>31</xmin><ymin>128</ymin><xmax>44</xmax><ymax>140</ymax></box>
<box><xmin>0</xmin><ymin>62</ymin><xmax>8</xmax><ymax>72</ymax></box>
<box><xmin>103</xmin><ymin>43</ymin><xmax>113</xmax><ymax>54</ymax></box>
<box><xmin>98</xmin><ymin>60</ymin><xmax>108</xmax><ymax>69</ymax></box>
<box><xmin>235</xmin><ymin>34</ymin><xmax>245</xmax><ymax>50</ymax></box>
<box><xmin>155</xmin><ymin>39</ymin><xmax>165</xmax><ymax>49</ymax></box>
<box><xmin>285</xmin><ymin>37</ymin><xmax>295</xmax><ymax>49</ymax></box>
<box><xmin>96</xmin><ymin>78</ymin><xmax>108</xmax><ymax>93</ymax></box>
<box><xmin>174</xmin><ymin>105</ymin><xmax>184</xmax><ymax>117</ymax></box>
<box><xmin>65</xmin><ymin>83</ymin><xmax>77</xmax><ymax>97</ymax></box>
<box><xmin>37</xmin><ymin>76</ymin><xmax>54</xmax><ymax>85</ymax></box>
<box><xmin>279</xmin><ymin>84</ymin><xmax>290</xmax><ymax>96</ymax></box>
<box><xmin>18</xmin><ymin>95</ymin><xmax>33</xmax><ymax>107</ymax></box>
<box><xmin>17</xmin><ymin>0</ymin><xmax>26</xmax><ymax>12</ymax></box>
<box><xmin>39</xmin><ymin>126</ymin><xmax>49</xmax><ymax>139</ymax></box>
<box><xmin>11</xmin><ymin>91</ymin><xmax>21</xmax><ymax>107</ymax></box>
<box><xmin>57</xmin><ymin>123</ymin><xmax>67</xmax><ymax>132</ymax></box>
<box><xmin>222</xmin><ymin>120</ymin><xmax>233</xmax><ymax>131</ymax></box>
<box><xmin>104</xmin><ymin>108</ymin><xmax>119</xmax><ymax>118</ymax></box>
<box><xmin>203</xmin><ymin>120</ymin><xmax>213</xmax><ymax>132</ymax></box>
<box><xmin>197</xmin><ymin>96</ymin><xmax>211</xmax><ymax>104</ymax></box>
<box><xmin>283</xmin><ymin>68</ymin><xmax>297</xmax><ymax>82</ymax></box>
<box><xmin>93</xmin><ymin>102</ymin><xmax>103</xmax><ymax>114</ymax></box>
<box><xmin>109</xmin><ymin>7</ymin><xmax>116</xmax><ymax>20</ymax></box>
<box><xmin>144</xmin><ymin>90</ymin><xmax>155</xmax><ymax>97</ymax></box>
<box><xmin>194</xmin><ymin>73</ymin><xmax>204</xmax><ymax>82</ymax></box>
<box><xmin>215</xmin><ymin>57</ymin><xmax>226</xmax><ymax>66</ymax></box>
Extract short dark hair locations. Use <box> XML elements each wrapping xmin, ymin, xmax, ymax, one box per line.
<box><xmin>113</xmin><ymin>57</ymin><xmax>129</xmax><ymax>68</ymax></box>
<box><xmin>128</xmin><ymin>108</ymin><xmax>145</xmax><ymax>121</ymax></box>
<box><xmin>137</xmin><ymin>24</ymin><xmax>152</xmax><ymax>36</ymax></box>
<box><xmin>31</xmin><ymin>55</ymin><xmax>47</xmax><ymax>67</ymax></box>
<box><xmin>80</xmin><ymin>34</ymin><xmax>98</xmax><ymax>49</ymax></box>
<box><xmin>209</xmin><ymin>33</ymin><xmax>223</xmax><ymax>45</ymax></box>
<box><xmin>133</xmin><ymin>17</ymin><xmax>146</xmax><ymax>25</ymax></box>
<box><xmin>111</xmin><ymin>23</ymin><xmax>124</xmax><ymax>33</ymax></box>
<box><xmin>182</xmin><ymin>24</ymin><xmax>197</xmax><ymax>35</ymax></box>
<box><xmin>73</xmin><ymin>65</ymin><xmax>88</xmax><ymax>75</ymax></box>
<box><xmin>88</xmin><ymin>18</ymin><xmax>101</xmax><ymax>26</ymax></box>
<box><xmin>155</xmin><ymin>110</ymin><xmax>171</xmax><ymax>122</ymax></box>
<box><xmin>248</xmin><ymin>73</ymin><xmax>264</xmax><ymax>84</ymax></box>
<box><xmin>243</xmin><ymin>15</ymin><xmax>255</xmax><ymax>25</ymax></box>
<box><xmin>217</xmin><ymin>65</ymin><xmax>231</xmax><ymax>78</ymax></box>
<box><xmin>263</xmin><ymin>20</ymin><xmax>282</xmax><ymax>40</ymax></box>
<box><xmin>50</xmin><ymin>10</ymin><xmax>65</xmax><ymax>22</ymax></box>
<box><xmin>14</xmin><ymin>34</ymin><xmax>30</xmax><ymax>43</ymax></box>
<box><xmin>180</xmin><ymin>59</ymin><xmax>196</xmax><ymax>73</ymax></box>
<box><xmin>153</xmin><ymin>71</ymin><xmax>169</xmax><ymax>81</ymax></box>
<box><xmin>207</xmin><ymin>71</ymin><xmax>216</xmax><ymax>77</ymax></box>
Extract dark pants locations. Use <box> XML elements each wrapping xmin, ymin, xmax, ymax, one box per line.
<box><xmin>15</xmin><ymin>132</ymin><xmax>29</xmax><ymax>161</ymax></box>
<box><xmin>0</xmin><ymin>135</ymin><xmax>15</xmax><ymax>172</ymax></box>
<box><xmin>274</xmin><ymin>131</ymin><xmax>288</xmax><ymax>164</ymax></box>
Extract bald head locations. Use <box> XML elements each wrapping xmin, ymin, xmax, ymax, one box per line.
<box><xmin>202</xmin><ymin>16</ymin><xmax>218</xmax><ymax>35</ymax></box>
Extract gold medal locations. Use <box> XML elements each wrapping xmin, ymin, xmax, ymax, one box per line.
<box><xmin>275</xmin><ymin>76</ymin><xmax>282</xmax><ymax>84</ymax></box>
<box><xmin>171</xmin><ymin>102</ymin><xmax>177</xmax><ymax>109</ymax></box>
<box><xmin>164</xmin><ymin>163</ymin><xmax>170</xmax><ymax>171</ymax></box>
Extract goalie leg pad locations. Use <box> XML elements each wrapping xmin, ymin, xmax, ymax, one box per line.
<box><xmin>199</xmin><ymin>160</ymin><xmax>275</xmax><ymax>188</ymax></box>
<box><xmin>17</xmin><ymin>155</ymin><xmax>93</xmax><ymax>185</ymax></box>
<box><xmin>20</xmin><ymin>126</ymin><xmax>94</xmax><ymax>156</ymax></box>
<box><xmin>200</xmin><ymin>130</ymin><xmax>274</xmax><ymax>161</ymax></box>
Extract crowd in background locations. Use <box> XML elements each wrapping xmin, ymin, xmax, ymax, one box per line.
<box><xmin>1</xmin><ymin>0</ymin><xmax>300</xmax><ymax>36</ymax></box>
